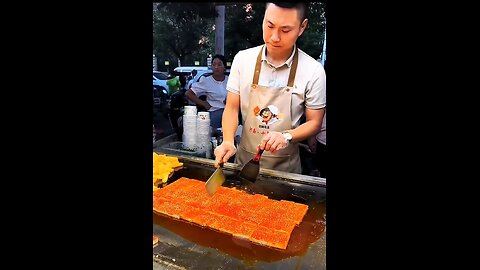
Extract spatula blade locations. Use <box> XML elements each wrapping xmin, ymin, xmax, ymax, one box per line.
<box><xmin>238</xmin><ymin>160</ymin><xmax>260</xmax><ymax>183</ymax></box>
<box><xmin>238</xmin><ymin>147</ymin><xmax>264</xmax><ymax>183</ymax></box>
<box><xmin>205</xmin><ymin>166</ymin><xmax>225</xmax><ymax>196</ymax></box>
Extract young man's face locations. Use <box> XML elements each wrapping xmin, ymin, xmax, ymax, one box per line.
<box><xmin>262</xmin><ymin>4</ymin><xmax>308</xmax><ymax>56</ymax></box>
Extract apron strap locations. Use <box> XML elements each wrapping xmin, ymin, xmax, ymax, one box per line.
<box><xmin>287</xmin><ymin>48</ymin><xmax>299</xmax><ymax>87</ymax></box>
<box><xmin>252</xmin><ymin>46</ymin><xmax>263</xmax><ymax>86</ymax></box>
<box><xmin>252</xmin><ymin>45</ymin><xmax>299</xmax><ymax>87</ymax></box>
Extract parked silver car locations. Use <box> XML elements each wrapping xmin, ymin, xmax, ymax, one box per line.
<box><xmin>153</xmin><ymin>71</ymin><xmax>169</xmax><ymax>91</ymax></box>
<box><xmin>153</xmin><ymin>71</ymin><xmax>169</xmax><ymax>106</ymax></box>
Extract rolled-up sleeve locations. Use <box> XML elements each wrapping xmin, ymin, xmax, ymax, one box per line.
<box><xmin>305</xmin><ymin>64</ymin><xmax>326</xmax><ymax>109</ymax></box>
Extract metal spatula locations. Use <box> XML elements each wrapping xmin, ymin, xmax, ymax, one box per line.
<box><xmin>239</xmin><ymin>146</ymin><xmax>264</xmax><ymax>183</ymax></box>
<box><xmin>205</xmin><ymin>163</ymin><xmax>225</xmax><ymax>196</ymax></box>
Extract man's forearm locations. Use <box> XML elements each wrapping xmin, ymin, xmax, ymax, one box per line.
<box><xmin>288</xmin><ymin>121</ymin><xmax>321</xmax><ymax>142</ymax></box>
<box><xmin>221</xmin><ymin>105</ymin><xmax>239</xmax><ymax>143</ymax></box>
<box><xmin>287</xmin><ymin>108</ymin><xmax>325</xmax><ymax>142</ymax></box>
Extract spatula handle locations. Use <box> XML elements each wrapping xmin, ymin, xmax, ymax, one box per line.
<box><xmin>253</xmin><ymin>146</ymin><xmax>264</xmax><ymax>162</ymax></box>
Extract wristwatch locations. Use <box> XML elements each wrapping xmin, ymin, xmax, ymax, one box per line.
<box><xmin>282</xmin><ymin>131</ymin><xmax>293</xmax><ymax>144</ymax></box>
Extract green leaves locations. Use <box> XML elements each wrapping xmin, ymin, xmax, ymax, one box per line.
<box><xmin>153</xmin><ymin>2</ymin><xmax>326</xmax><ymax>71</ymax></box>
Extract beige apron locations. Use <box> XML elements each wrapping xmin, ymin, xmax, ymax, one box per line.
<box><xmin>236</xmin><ymin>46</ymin><xmax>301</xmax><ymax>174</ymax></box>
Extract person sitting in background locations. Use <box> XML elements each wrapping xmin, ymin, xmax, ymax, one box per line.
<box><xmin>185</xmin><ymin>54</ymin><xmax>228</xmax><ymax>130</ymax></box>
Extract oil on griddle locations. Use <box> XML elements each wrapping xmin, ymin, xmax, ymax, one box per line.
<box><xmin>153</xmin><ymin>177</ymin><xmax>326</xmax><ymax>262</ymax></box>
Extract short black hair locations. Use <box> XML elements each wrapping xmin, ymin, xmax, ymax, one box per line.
<box><xmin>212</xmin><ymin>54</ymin><xmax>227</xmax><ymax>67</ymax></box>
<box><xmin>267</xmin><ymin>2</ymin><xmax>309</xmax><ymax>22</ymax></box>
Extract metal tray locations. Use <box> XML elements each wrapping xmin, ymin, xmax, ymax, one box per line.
<box><xmin>153</xmin><ymin>154</ymin><xmax>326</xmax><ymax>270</ymax></box>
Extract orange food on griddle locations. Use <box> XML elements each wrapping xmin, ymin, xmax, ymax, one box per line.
<box><xmin>232</xmin><ymin>221</ymin><xmax>258</xmax><ymax>240</ymax></box>
<box><xmin>154</xmin><ymin>201</ymin><xmax>185</xmax><ymax>219</ymax></box>
<box><xmin>152</xmin><ymin>177</ymin><xmax>308</xmax><ymax>250</ymax></box>
<box><xmin>178</xmin><ymin>207</ymin><xmax>203</xmax><ymax>222</ymax></box>
<box><xmin>236</xmin><ymin>208</ymin><xmax>261</xmax><ymax>224</ymax></box>
<box><xmin>205</xmin><ymin>214</ymin><xmax>227</xmax><ymax>231</ymax></box>
<box><xmin>152</xmin><ymin>196</ymin><xmax>168</xmax><ymax>210</ymax></box>
<box><xmin>260</xmin><ymin>218</ymin><xmax>297</xmax><ymax>234</ymax></box>
<box><xmin>250</xmin><ymin>226</ymin><xmax>291</xmax><ymax>250</ymax></box>
<box><xmin>283</xmin><ymin>201</ymin><xmax>309</xmax><ymax>225</ymax></box>
<box><xmin>190</xmin><ymin>211</ymin><xmax>218</xmax><ymax>227</ymax></box>
<box><xmin>217</xmin><ymin>215</ymin><xmax>243</xmax><ymax>235</ymax></box>
<box><xmin>153</xmin><ymin>235</ymin><xmax>159</xmax><ymax>246</ymax></box>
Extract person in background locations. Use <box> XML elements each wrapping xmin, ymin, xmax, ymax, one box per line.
<box><xmin>214</xmin><ymin>2</ymin><xmax>326</xmax><ymax>173</ymax></box>
<box><xmin>307</xmin><ymin>111</ymin><xmax>326</xmax><ymax>178</ymax></box>
<box><xmin>179</xmin><ymin>74</ymin><xmax>187</xmax><ymax>93</ymax></box>
<box><xmin>166</xmin><ymin>72</ymin><xmax>181</xmax><ymax>96</ymax></box>
<box><xmin>167</xmin><ymin>71</ymin><xmax>187</xmax><ymax>140</ymax></box>
<box><xmin>185</xmin><ymin>69</ymin><xmax>198</xmax><ymax>106</ymax></box>
<box><xmin>185</xmin><ymin>54</ymin><xmax>228</xmax><ymax>130</ymax></box>
<box><xmin>186</xmin><ymin>69</ymin><xmax>198</xmax><ymax>91</ymax></box>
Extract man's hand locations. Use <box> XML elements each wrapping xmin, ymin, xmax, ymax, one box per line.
<box><xmin>260</xmin><ymin>131</ymin><xmax>289</xmax><ymax>153</ymax></box>
<box><xmin>214</xmin><ymin>141</ymin><xmax>237</xmax><ymax>167</ymax></box>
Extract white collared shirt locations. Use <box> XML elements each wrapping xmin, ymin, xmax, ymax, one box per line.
<box><xmin>191</xmin><ymin>75</ymin><xmax>228</xmax><ymax>112</ymax></box>
<box><xmin>227</xmin><ymin>44</ymin><xmax>326</xmax><ymax>127</ymax></box>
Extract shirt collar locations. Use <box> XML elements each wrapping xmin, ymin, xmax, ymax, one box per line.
<box><xmin>262</xmin><ymin>44</ymin><xmax>297</xmax><ymax>68</ymax></box>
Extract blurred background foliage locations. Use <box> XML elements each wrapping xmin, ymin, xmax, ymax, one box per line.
<box><xmin>153</xmin><ymin>2</ymin><xmax>325</xmax><ymax>72</ymax></box>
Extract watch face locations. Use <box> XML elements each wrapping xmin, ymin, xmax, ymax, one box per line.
<box><xmin>283</xmin><ymin>132</ymin><xmax>292</xmax><ymax>141</ymax></box>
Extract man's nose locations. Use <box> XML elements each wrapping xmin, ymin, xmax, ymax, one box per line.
<box><xmin>271</xmin><ymin>30</ymin><xmax>280</xmax><ymax>42</ymax></box>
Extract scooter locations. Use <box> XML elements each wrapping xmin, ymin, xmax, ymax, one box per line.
<box><xmin>153</xmin><ymin>86</ymin><xmax>169</xmax><ymax>105</ymax></box>
<box><xmin>167</xmin><ymin>89</ymin><xmax>188</xmax><ymax>140</ymax></box>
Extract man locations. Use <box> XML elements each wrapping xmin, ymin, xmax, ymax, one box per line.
<box><xmin>214</xmin><ymin>2</ymin><xmax>326</xmax><ymax>174</ymax></box>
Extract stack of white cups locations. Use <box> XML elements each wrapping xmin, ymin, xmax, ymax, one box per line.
<box><xmin>196</xmin><ymin>111</ymin><xmax>211</xmax><ymax>156</ymax></box>
<box><xmin>182</xmin><ymin>106</ymin><xmax>197</xmax><ymax>149</ymax></box>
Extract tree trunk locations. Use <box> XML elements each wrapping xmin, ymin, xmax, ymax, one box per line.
<box><xmin>215</xmin><ymin>5</ymin><xmax>225</xmax><ymax>55</ymax></box>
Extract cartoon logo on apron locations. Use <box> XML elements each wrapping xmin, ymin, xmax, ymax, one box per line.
<box><xmin>253</xmin><ymin>105</ymin><xmax>283</xmax><ymax>129</ymax></box>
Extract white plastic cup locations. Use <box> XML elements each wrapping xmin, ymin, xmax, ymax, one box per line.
<box><xmin>197</xmin><ymin>111</ymin><xmax>210</xmax><ymax>121</ymax></box>
<box><xmin>184</xmin><ymin>106</ymin><xmax>197</xmax><ymax>116</ymax></box>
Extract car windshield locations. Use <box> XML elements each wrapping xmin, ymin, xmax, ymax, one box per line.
<box><xmin>153</xmin><ymin>72</ymin><xmax>168</xmax><ymax>80</ymax></box>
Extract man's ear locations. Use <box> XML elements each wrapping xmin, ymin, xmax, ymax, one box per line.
<box><xmin>299</xmin><ymin>19</ymin><xmax>308</xmax><ymax>37</ymax></box>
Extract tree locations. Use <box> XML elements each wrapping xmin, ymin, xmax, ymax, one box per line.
<box><xmin>224</xmin><ymin>3</ymin><xmax>265</xmax><ymax>60</ymax></box>
<box><xmin>153</xmin><ymin>2</ymin><xmax>326</xmax><ymax>70</ymax></box>
<box><xmin>224</xmin><ymin>2</ymin><xmax>326</xmax><ymax>61</ymax></box>
<box><xmin>297</xmin><ymin>2</ymin><xmax>326</xmax><ymax>59</ymax></box>
<box><xmin>153</xmin><ymin>3</ymin><xmax>217</xmax><ymax>70</ymax></box>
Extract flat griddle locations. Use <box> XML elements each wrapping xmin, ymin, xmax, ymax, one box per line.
<box><xmin>153</xmin><ymin>153</ymin><xmax>326</xmax><ymax>270</ymax></box>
